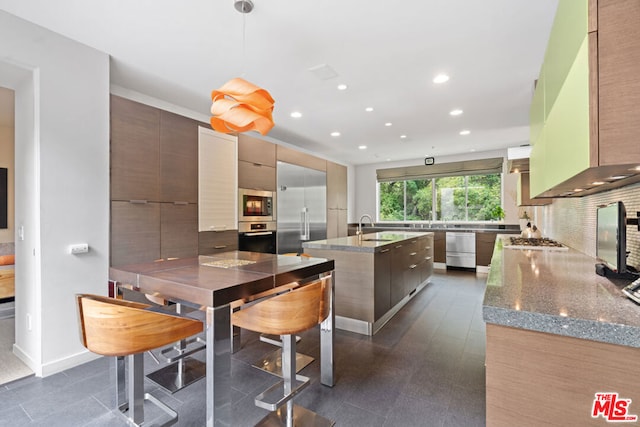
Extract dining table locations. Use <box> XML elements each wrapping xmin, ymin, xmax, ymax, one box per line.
<box><xmin>109</xmin><ymin>250</ymin><xmax>336</xmax><ymax>427</ymax></box>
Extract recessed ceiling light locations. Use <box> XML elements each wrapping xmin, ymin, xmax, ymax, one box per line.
<box><xmin>337</xmin><ymin>84</ymin><xmax>348</xmax><ymax>90</ymax></box>
<box><xmin>450</xmin><ymin>109</ymin><xmax>463</xmax><ymax>116</ymax></box>
<box><xmin>330</xmin><ymin>131</ymin><xmax>341</xmax><ymax>137</ymax></box>
<box><xmin>365</xmin><ymin>107</ymin><xmax>374</xmax><ymax>112</ymax></box>
<box><xmin>386</xmin><ymin>158</ymin><xmax>391</xmax><ymax>161</ymax></box>
<box><xmin>358</xmin><ymin>145</ymin><xmax>367</xmax><ymax>150</ymax></box>
<box><xmin>470</xmin><ymin>148</ymin><xmax>476</xmax><ymax>152</ymax></box>
<box><xmin>400</xmin><ymin>135</ymin><xmax>407</xmax><ymax>139</ymax></box>
<box><xmin>290</xmin><ymin>111</ymin><xmax>302</xmax><ymax>118</ymax></box>
<box><xmin>459</xmin><ymin>130</ymin><xmax>471</xmax><ymax>135</ymax></box>
<box><xmin>385</xmin><ymin>122</ymin><xmax>392</xmax><ymax>127</ymax></box>
<box><xmin>433</xmin><ymin>73</ymin><xmax>450</xmax><ymax>84</ymax></box>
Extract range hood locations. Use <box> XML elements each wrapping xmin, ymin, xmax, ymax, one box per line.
<box><xmin>507</xmin><ymin>146</ymin><xmax>531</xmax><ymax>173</ymax></box>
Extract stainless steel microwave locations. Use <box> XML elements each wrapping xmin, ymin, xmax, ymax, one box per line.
<box><xmin>238</xmin><ymin>188</ymin><xmax>275</xmax><ymax>222</ymax></box>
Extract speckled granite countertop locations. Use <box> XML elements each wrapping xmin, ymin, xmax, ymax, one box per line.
<box><xmin>303</xmin><ymin>231</ymin><xmax>433</xmax><ymax>253</ymax></box>
<box><xmin>483</xmin><ymin>235</ymin><xmax>640</xmax><ymax>348</ymax></box>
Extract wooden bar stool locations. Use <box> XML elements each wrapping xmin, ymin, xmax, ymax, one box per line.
<box><xmin>232</xmin><ymin>276</ymin><xmax>334</xmax><ymax>427</ymax></box>
<box><xmin>76</xmin><ymin>294</ymin><xmax>203</xmax><ymax>427</ymax></box>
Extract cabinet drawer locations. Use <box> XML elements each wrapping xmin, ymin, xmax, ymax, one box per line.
<box><xmin>238</xmin><ymin>160</ymin><xmax>276</xmax><ymax>191</ymax></box>
<box><xmin>199</xmin><ymin>230</ymin><xmax>238</xmax><ymax>255</ymax></box>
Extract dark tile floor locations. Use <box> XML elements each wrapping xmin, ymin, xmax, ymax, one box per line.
<box><xmin>0</xmin><ymin>270</ymin><xmax>487</xmax><ymax>426</ymax></box>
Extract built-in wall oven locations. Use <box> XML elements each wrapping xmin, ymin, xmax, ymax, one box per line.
<box><xmin>239</xmin><ymin>188</ymin><xmax>274</xmax><ymax>222</ymax></box>
<box><xmin>238</xmin><ymin>221</ymin><xmax>277</xmax><ymax>254</ymax></box>
<box><xmin>238</xmin><ymin>189</ymin><xmax>277</xmax><ymax>253</ymax></box>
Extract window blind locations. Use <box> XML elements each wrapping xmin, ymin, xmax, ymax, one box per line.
<box><xmin>376</xmin><ymin>157</ymin><xmax>504</xmax><ymax>182</ymax></box>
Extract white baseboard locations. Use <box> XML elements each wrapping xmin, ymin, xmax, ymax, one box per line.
<box><xmin>13</xmin><ymin>344</ymin><xmax>100</xmax><ymax>378</ymax></box>
<box><xmin>434</xmin><ymin>262</ymin><xmax>447</xmax><ymax>270</ymax></box>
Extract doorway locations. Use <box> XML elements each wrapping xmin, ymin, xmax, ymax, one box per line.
<box><xmin>0</xmin><ymin>85</ymin><xmax>32</xmax><ymax>384</ymax></box>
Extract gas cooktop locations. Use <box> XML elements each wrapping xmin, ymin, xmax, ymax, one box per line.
<box><xmin>504</xmin><ymin>237</ymin><xmax>568</xmax><ymax>251</ymax></box>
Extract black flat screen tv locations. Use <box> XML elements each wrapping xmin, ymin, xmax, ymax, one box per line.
<box><xmin>0</xmin><ymin>167</ymin><xmax>7</xmax><ymax>229</ymax></box>
<box><xmin>596</xmin><ymin>201</ymin><xmax>626</xmax><ymax>274</ymax></box>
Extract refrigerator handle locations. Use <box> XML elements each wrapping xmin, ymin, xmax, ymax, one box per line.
<box><xmin>300</xmin><ymin>207</ymin><xmax>309</xmax><ymax>240</ymax></box>
<box><xmin>305</xmin><ymin>207</ymin><xmax>310</xmax><ymax>240</ymax></box>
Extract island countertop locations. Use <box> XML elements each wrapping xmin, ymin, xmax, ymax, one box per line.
<box><xmin>482</xmin><ymin>235</ymin><xmax>640</xmax><ymax>348</ymax></box>
<box><xmin>303</xmin><ymin>231</ymin><xmax>434</xmax><ymax>253</ymax></box>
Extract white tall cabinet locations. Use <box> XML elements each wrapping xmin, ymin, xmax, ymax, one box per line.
<box><xmin>198</xmin><ymin>127</ymin><xmax>238</xmax><ymax>232</ymax></box>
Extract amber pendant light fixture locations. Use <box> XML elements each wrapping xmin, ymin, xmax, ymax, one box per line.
<box><xmin>210</xmin><ymin>0</ymin><xmax>275</xmax><ymax>135</ymax></box>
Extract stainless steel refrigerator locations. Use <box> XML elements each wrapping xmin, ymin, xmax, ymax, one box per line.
<box><xmin>277</xmin><ymin>161</ymin><xmax>326</xmax><ymax>254</ymax></box>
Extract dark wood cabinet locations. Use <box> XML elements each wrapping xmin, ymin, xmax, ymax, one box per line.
<box><xmin>238</xmin><ymin>134</ymin><xmax>276</xmax><ymax>167</ymax></box>
<box><xmin>374</xmin><ymin>247</ymin><xmax>391</xmax><ymax>321</ymax></box>
<box><xmin>110</xmin><ymin>96</ymin><xmax>160</xmax><ymax>202</ymax></box>
<box><xmin>198</xmin><ymin>230</ymin><xmax>238</xmax><ymax>255</ymax></box>
<box><xmin>390</xmin><ymin>243</ymin><xmax>407</xmax><ymax>307</ymax></box>
<box><xmin>110</xmin><ymin>201</ymin><xmax>160</xmax><ymax>266</ymax></box>
<box><xmin>434</xmin><ymin>231</ymin><xmax>446</xmax><ymax>263</ymax></box>
<box><xmin>476</xmin><ymin>232</ymin><xmax>499</xmax><ymax>267</ymax></box>
<box><xmin>238</xmin><ymin>134</ymin><xmax>276</xmax><ymax>191</ymax></box>
<box><xmin>160</xmin><ymin>203</ymin><xmax>198</xmax><ymax>259</ymax></box>
<box><xmin>238</xmin><ymin>161</ymin><xmax>276</xmax><ymax>191</ymax></box>
<box><xmin>159</xmin><ymin>111</ymin><xmax>198</xmax><ymax>203</ymax></box>
<box><xmin>110</xmin><ymin>96</ymin><xmax>201</xmax><ymax>266</ymax></box>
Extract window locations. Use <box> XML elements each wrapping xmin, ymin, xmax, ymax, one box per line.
<box><xmin>379</xmin><ymin>173</ymin><xmax>502</xmax><ymax>222</ymax></box>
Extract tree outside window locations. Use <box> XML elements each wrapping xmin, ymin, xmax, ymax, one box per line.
<box><xmin>379</xmin><ymin>173</ymin><xmax>502</xmax><ymax>222</ymax></box>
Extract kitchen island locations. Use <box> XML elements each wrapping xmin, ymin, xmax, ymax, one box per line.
<box><xmin>483</xmin><ymin>235</ymin><xmax>640</xmax><ymax>426</ymax></box>
<box><xmin>304</xmin><ymin>231</ymin><xmax>433</xmax><ymax>335</ymax></box>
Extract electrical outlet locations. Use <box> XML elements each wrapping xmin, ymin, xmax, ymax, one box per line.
<box><xmin>69</xmin><ymin>243</ymin><xmax>89</xmax><ymax>255</ymax></box>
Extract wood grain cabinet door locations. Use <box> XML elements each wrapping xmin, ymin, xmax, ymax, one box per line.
<box><xmin>160</xmin><ymin>203</ymin><xmax>198</xmax><ymax>259</ymax></box>
<box><xmin>159</xmin><ymin>111</ymin><xmax>198</xmax><ymax>203</ymax></box>
<box><xmin>238</xmin><ymin>134</ymin><xmax>276</xmax><ymax>167</ymax></box>
<box><xmin>475</xmin><ymin>232</ymin><xmax>497</xmax><ymax>267</ymax></box>
<box><xmin>238</xmin><ymin>161</ymin><xmax>276</xmax><ymax>191</ymax></box>
<box><xmin>374</xmin><ymin>248</ymin><xmax>391</xmax><ymax>321</ymax></box>
<box><xmin>110</xmin><ymin>96</ymin><xmax>160</xmax><ymax>202</ymax></box>
<box><xmin>198</xmin><ymin>230</ymin><xmax>238</xmax><ymax>255</ymax></box>
<box><xmin>110</xmin><ymin>201</ymin><xmax>160</xmax><ymax>266</ymax></box>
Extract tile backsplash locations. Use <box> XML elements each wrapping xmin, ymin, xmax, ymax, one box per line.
<box><xmin>537</xmin><ymin>182</ymin><xmax>640</xmax><ymax>270</ymax></box>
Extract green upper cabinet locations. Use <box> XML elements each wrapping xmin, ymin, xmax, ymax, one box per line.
<box><xmin>542</xmin><ymin>0</ymin><xmax>588</xmax><ymax>117</ymax></box>
<box><xmin>531</xmin><ymin>36</ymin><xmax>590</xmax><ymax>197</ymax></box>
<box><xmin>529</xmin><ymin>67</ymin><xmax>545</xmax><ymax>148</ymax></box>
<box><xmin>529</xmin><ymin>0</ymin><xmax>640</xmax><ymax>198</ymax></box>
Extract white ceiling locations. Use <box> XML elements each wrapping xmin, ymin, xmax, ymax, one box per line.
<box><xmin>0</xmin><ymin>1</ymin><xmax>558</xmax><ymax>165</ymax></box>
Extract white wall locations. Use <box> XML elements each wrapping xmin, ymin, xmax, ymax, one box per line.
<box><xmin>352</xmin><ymin>149</ymin><xmax>520</xmax><ymax>224</ymax></box>
<box><xmin>0</xmin><ymin>11</ymin><xmax>110</xmax><ymax>376</ymax></box>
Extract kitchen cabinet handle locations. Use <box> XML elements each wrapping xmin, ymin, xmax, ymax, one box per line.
<box><xmin>244</xmin><ymin>231</ymin><xmax>273</xmax><ymax>236</ymax></box>
<box><xmin>410</xmin><ymin>252</ymin><xmax>417</xmax><ymax>256</ymax></box>
<box><xmin>409</xmin><ymin>264</ymin><xmax>417</xmax><ymax>269</ymax></box>
<box><xmin>395</xmin><ymin>244</ymin><xmax>403</xmax><ymax>249</ymax></box>
<box><xmin>380</xmin><ymin>248</ymin><xmax>390</xmax><ymax>253</ymax></box>
<box><xmin>425</xmin><ymin>256</ymin><xmax>432</xmax><ymax>261</ymax></box>
<box><xmin>173</xmin><ymin>201</ymin><xmax>189</xmax><ymax>205</ymax></box>
<box><xmin>129</xmin><ymin>200</ymin><xmax>148</xmax><ymax>204</ymax></box>
<box><xmin>300</xmin><ymin>207</ymin><xmax>309</xmax><ymax>240</ymax></box>
<box><xmin>214</xmin><ymin>245</ymin><xmax>227</xmax><ymax>249</ymax></box>
<box><xmin>209</xmin><ymin>225</ymin><xmax>228</xmax><ymax>231</ymax></box>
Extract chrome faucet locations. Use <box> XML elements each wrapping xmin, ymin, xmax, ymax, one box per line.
<box><xmin>357</xmin><ymin>214</ymin><xmax>374</xmax><ymax>240</ymax></box>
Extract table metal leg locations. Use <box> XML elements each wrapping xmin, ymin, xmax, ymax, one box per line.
<box><xmin>320</xmin><ymin>273</ymin><xmax>335</xmax><ymax>387</ymax></box>
<box><xmin>206</xmin><ymin>304</ymin><xmax>231</xmax><ymax>427</ymax></box>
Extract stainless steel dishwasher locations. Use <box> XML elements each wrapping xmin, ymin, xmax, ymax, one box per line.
<box><xmin>446</xmin><ymin>232</ymin><xmax>476</xmax><ymax>268</ymax></box>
